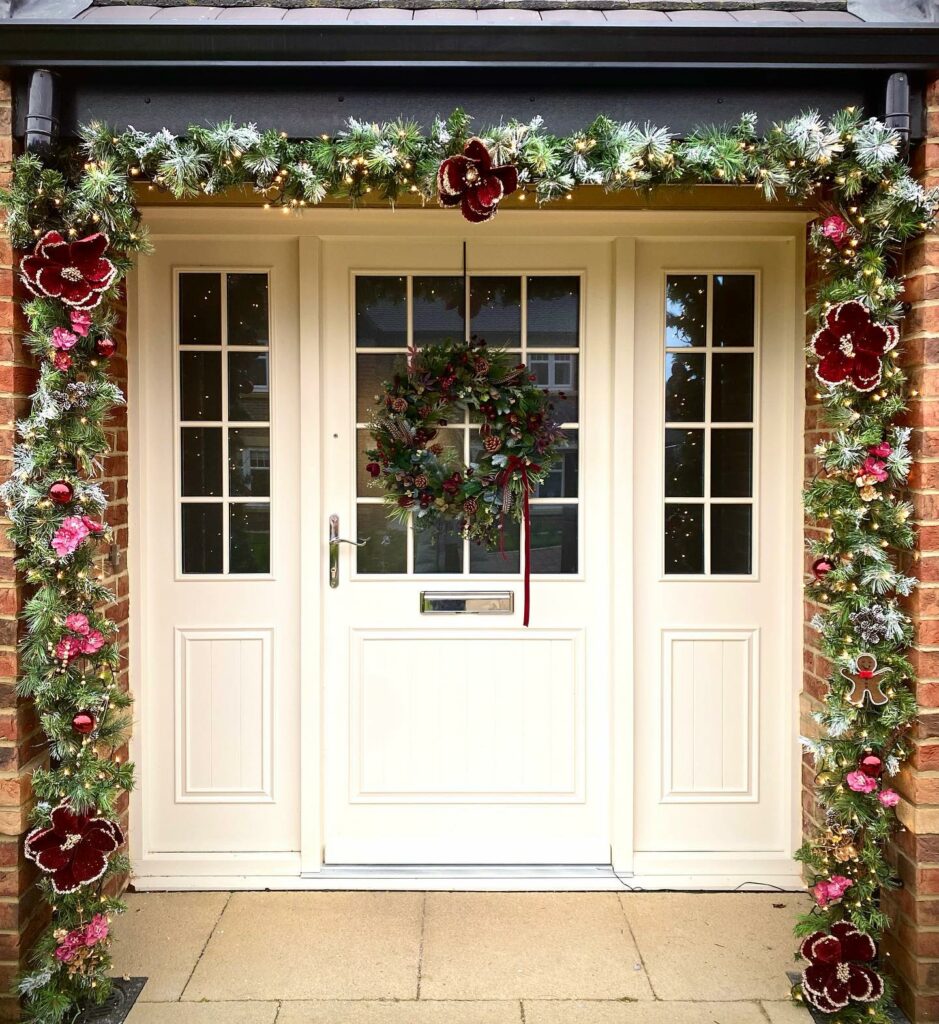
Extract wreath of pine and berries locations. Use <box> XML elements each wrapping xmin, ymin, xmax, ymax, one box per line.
<box><xmin>365</xmin><ymin>338</ymin><xmax>564</xmax><ymax>549</ymax></box>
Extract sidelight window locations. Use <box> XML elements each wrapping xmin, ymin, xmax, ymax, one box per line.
<box><xmin>354</xmin><ymin>273</ymin><xmax>581</xmax><ymax>577</ymax></box>
<box><xmin>176</xmin><ymin>270</ymin><xmax>272</xmax><ymax>576</ymax></box>
<box><xmin>663</xmin><ymin>273</ymin><xmax>757</xmax><ymax>577</ymax></box>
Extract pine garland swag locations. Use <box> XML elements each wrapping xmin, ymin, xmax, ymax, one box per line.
<box><xmin>0</xmin><ymin>107</ymin><xmax>935</xmax><ymax>1023</ymax></box>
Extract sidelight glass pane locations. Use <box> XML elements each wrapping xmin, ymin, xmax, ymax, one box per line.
<box><xmin>534</xmin><ymin>430</ymin><xmax>578</xmax><ymax>498</ymax></box>
<box><xmin>470</xmin><ymin>276</ymin><xmax>521</xmax><ymax>347</ymax></box>
<box><xmin>527</xmin><ymin>276</ymin><xmax>579</xmax><ymax>348</ymax></box>
<box><xmin>711</xmin><ymin>354</ymin><xmax>753</xmax><ymax>422</ymax></box>
<box><xmin>179</xmin><ymin>351</ymin><xmax>222</xmax><ymax>421</ymax></box>
<box><xmin>227</xmin><ymin>273</ymin><xmax>269</xmax><ymax>346</ymax></box>
<box><xmin>181</xmin><ymin>428</ymin><xmax>222</xmax><ymax>497</ymax></box>
<box><xmin>414</xmin><ymin>520</ymin><xmax>464</xmax><ymax>574</ymax></box>
<box><xmin>230</xmin><ymin>502</ymin><xmax>270</xmax><ymax>573</ymax></box>
<box><xmin>228</xmin><ymin>352</ymin><xmax>270</xmax><ymax>422</ymax></box>
<box><xmin>228</xmin><ymin>427</ymin><xmax>270</xmax><ymax>497</ymax></box>
<box><xmin>356</xmin><ymin>503</ymin><xmax>407</xmax><ymax>574</ymax></box>
<box><xmin>665</xmin><ymin>503</ymin><xmax>704</xmax><ymax>575</ymax></box>
<box><xmin>470</xmin><ymin>520</ymin><xmax>520</xmax><ymax>574</ymax></box>
<box><xmin>356</xmin><ymin>276</ymin><xmax>407</xmax><ymax>349</ymax></box>
<box><xmin>530</xmin><ymin>505</ymin><xmax>578</xmax><ymax>574</ymax></box>
<box><xmin>357</xmin><ymin>354</ymin><xmax>402</xmax><ymax>423</ymax></box>
<box><xmin>665</xmin><ymin>428</ymin><xmax>704</xmax><ymax>498</ymax></box>
<box><xmin>665</xmin><ymin>353</ymin><xmax>706</xmax><ymax>422</ymax></box>
<box><xmin>181</xmin><ymin>503</ymin><xmax>223</xmax><ymax>574</ymax></box>
<box><xmin>529</xmin><ymin>354</ymin><xmax>578</xmax><ymax>424</ymax></box>
<box><xmin>711</xmin><ymin>504</ymin><xmax>752</xmax><ymax>574</ymax></box>
<box><xmin>711</xmin><ymin>428</ymin><xmax>753</xmax><ymax>498</ymax></box>
<box><xmin>665</xmin><ymin>275</ymin><xmax>707</xmax><ymax>348</ymax></box>
<box><xmin>178</xmin><ymin>273</ymin><xmax>221</xmax><ymax>346</ymax></box>
<box><xmin>413</xmin><ymin>276</ymin><xmax>465</xmax><ymax>346</ymax></box>
<box><xmin>713</xmin><ymin>275</ymin><xmax>755</xmax><ymax>347</ymax></box>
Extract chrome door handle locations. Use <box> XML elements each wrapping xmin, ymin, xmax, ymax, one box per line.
<box><xmin>329</xmin><ymin>513</ymin><xmax>368</xmax><ymax>589</ymax></box>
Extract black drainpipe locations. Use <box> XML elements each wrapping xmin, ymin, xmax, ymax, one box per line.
<box><xmin>885</xmin><ymin>71</ymin><xmax>911</xmax><ymax>155</ymax></box>
<box><xmin>25</xmin><ymin>68</ymin><xmax>58</xmax><ymax>154</ymax></box>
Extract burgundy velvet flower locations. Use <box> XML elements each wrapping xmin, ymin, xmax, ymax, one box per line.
<box><xmin>810</xmin><ymin>300</ymin><xmax>898</xmax><ymax>393</ymax></box>
<box><xmin>437</xmin><ymin>138</ymin><xmax>519</xmax><ymax>224</ymax></box>
<box><xmin>24</xmin><ymin>803</ymin><xmax>124</xmax><ymax>895</ymax></box>
<box><xmin>800</xmin><ymin>921</ymin><xmax>884</xmax><ymax>1013</ymax></box>
<box><xmin>21</xmin><ymin>231</ymin><xmax>116</xmax><ymax>310</ymax></box>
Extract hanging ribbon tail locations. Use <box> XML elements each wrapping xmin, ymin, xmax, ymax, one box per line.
<box><xmin>495</xmin><ymin>456</ymin><xmax>539</xmax><ymax>626</ymax></box>
<box><xmin>522</xmin><ymin>472</ymin><xmax>531</xmax><ymax>627</ymax></box>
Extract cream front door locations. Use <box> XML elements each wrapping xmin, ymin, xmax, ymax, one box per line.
<box><xmin>320</xmin><ymin>237</ymin><xmax>613</xmax><ymax>865</ymax></box>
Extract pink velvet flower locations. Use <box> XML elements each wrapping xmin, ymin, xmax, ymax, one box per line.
<box><xmin>83</xmin><ymin>913</ymin><xmax>109</xmax><ymax>945</ymax></box>
<box><xmin>81</xmin><ymin>516</ymin><xmax>104</xmax><ymax>534</ymax></box>
<box><xmin>55</xmin><ymin>635</ymin><xmax>83</xmax><ymax>662</ymax></box>
<box><xmin>80</xmin><ymin>630</ymin><xmax>105</xmax><ymax>655</ymax></box>
<box><xmin>821</xmin><ymin>215</ymin><xmax>851</xmax><ymax>247</ymax></box>
<box><xmin>64</xmin><ymin>613</ymin><xmax>90</xmax><ymax>636</ymax></box>
<box><xmin>813</xmin><ymin>875</ymin><xmax>854</xmax><ymax>907</ymax></box>
<box><xmin>69</xmin><ymin>310</ymin><xmax>93</xmax><ymax>337</ymax></box>
<box><xmin>54</xmin><ymin>932</ymin><xmax>82</xmax><ymax>963</ymax></box>
<box><xmin>869</xmin><ymin>442</ymin><xmax>892</xmax><ymax>459</ymax></box>
<box><xmin>51</xmin><ymin>516</ymin><xmax>90</xmax><ymax>557</ymax></box>
<box><xmin>878</xmin><ymin>789</ymin><xmax>900</xmax><ymax>808</ymax></box>
<box><xmin>51</xmin><ymin>327</ymin><xmax>78</xmax><ymax>351</ymax></box>
<box><xmin>846</xmin><ymin>771</ymin><xmax>878</xmax><ymax>794</ymax></box>
<box><xmin>52</xmin><ymin>351</ymin><xmax>71</xmax><ymax>372</ymax></box>
<box><xmin>860</xmin><ymin>457</ymin><xmax>888</xmax><ymax>483</ymax></box>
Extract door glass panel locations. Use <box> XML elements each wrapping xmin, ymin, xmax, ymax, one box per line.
<box><xmin>181</xmin><ymin>503</ymin><xmax>223</xmax><ymax>574</ymax></box>
<box><xmin>180</xmin><ymin>351</ymin><xmax>221</xmax><ymax>421</ymax></box>
<box><xmin>413</xmin><ymin>276</ymin><xmax>464</xmax><ymax>346</ymax></box>
<box><xmin>470</xmin><ymin>277</ymin><xmax>521</xmax><ymax>347</ymax></box>
<box><xmin>179</xmin><ymin>272</ymin><xmax>221</xmax><ymax>346</ymax></box>
<box><xmin>227</xmin><ymin>273</ymin><xmax>269</xmax><ymax>346</ymax></box>
<box><xmin>356</xmin><ymin>273</ymin><xmax>581</xmax><ymax>577</ymax></box>
<box><xmin>526</xmin><ymin>276</ymin><xmax>579</xmax><ymax>348</ymax></box>
<box><xmin>665</xmin><ymin>275</ymin><xmax>707</xmax><ymax>348</ymax></box>
<box><xmin>181</xmin><ymin>427</ymin><xmax>222</xmax><ymax>497</ymax></box>
<box><xmin>356</xmin><ymin>504</ymin><xmax>407</xmax><ymax>574</ymax></box>
<box><xmin>356</xmin><ymin>276</ymin><xmax>407</xmax><ymax>348</ymax></box>
<box><xmin>665</xmin><ymin>353</ymin><xmax>706</xmax><ymax>422</ymax></box>
<box><xmin>663</xmin><ymin>273</ymin><xmax>757</xmax><ymax>575</ymax></box>
<box><xmin>228</xmin><ymin>352</ymin><xmax>270</xmax><ymax>421</ymax></box>
<box><xmin>230</xmin><ymin>503</ymin><xmax>270</xmax><ymax>574</ymax></box>
<box><xmin>177</xmin><ymin>271</ymin><xmax>272</xmax><ymax>575</ymax></box>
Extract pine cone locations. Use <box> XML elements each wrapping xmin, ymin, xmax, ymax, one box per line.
<box><xmin>391</xmin><ymin>397</ymin><xmax>408</xmax><ymax>413</ymax></box>
<box><xmin>483</xmin><ymin>435</ymin><xmax>502</xmax><ymax>453</ymax></box>
<box><xmin>463</xmin><ymin>498</ymin><xmax>478</xmax><ymax>515</ymax></box>
<box><xmin>413</xmin><ymin>474</ymin><xmax>428</xmax><ymax>488</ymax></box>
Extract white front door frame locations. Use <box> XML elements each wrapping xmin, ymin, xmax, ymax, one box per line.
<box><xmin>129</xmin><ymin>206</ymin><xmax>807</xmax><ymax>891</ymax></box>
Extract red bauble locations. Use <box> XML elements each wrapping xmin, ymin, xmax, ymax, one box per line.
<box><xmin>859</xmin><ymin>755</ymin><xmax>883</xmax><ymax>778</ymax></box>
<box><xmin>811</xmin><ymin>557</ymin><xmax>834</xmax><ymax>581</ymax></box>
<box><xmin>71</xmin><ymin>710</ymin><xmax>96</xmax><ymax>735</ymax></box>
<box><xmin>96</xmin><ymin>337</ymin><xmax>117</xmax><ymax>359</ymax></box>
<box><xmin>48</xmin><ymin>480</ymin><xmax>74</xmax><ymax>505</ymax></box>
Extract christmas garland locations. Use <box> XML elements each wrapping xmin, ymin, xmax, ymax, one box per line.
<box><xmin>365</xmin><ymin>337</ymin><xmax>564</xmax><ymax>625</ymax></box>
<box><xmin>0</xmin><ymin>107</ymin><xmax>934</xmax><ymax>1023</ymax></box>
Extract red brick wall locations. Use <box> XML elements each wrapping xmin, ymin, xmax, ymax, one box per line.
<box><xmin>0</xmin><ymin>72</ymin><xmax>131</xmax><ymax>1019</ymax></box>
<box><xmin>880</xmin><ymin>75</ymin><xmax>939</xmax><ymax>1024</ymax></box>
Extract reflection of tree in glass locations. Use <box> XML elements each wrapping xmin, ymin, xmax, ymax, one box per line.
<box><xmin>665</xmin><ymin>275</ymin><xmax>707</xmax><ymax>347</ymax></box>
<box><xmin>665</xmin><ymin>354</ymin><xmax>703</xmax><ymax>421</ymax></box>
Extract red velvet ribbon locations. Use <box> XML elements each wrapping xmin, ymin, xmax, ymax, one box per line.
<box><xmin>497</xmin><ymin>455</ymin><xmax>540</xmax><ymax>627</ymax></box>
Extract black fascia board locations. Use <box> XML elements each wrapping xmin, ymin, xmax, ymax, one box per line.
<box><xmin>0</xmin><ymin>22</ymin><xmax>938</xmax><ymax>71</ymax></box>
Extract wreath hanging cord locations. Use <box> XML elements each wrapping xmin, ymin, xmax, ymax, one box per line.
<box><xmin>365</xmin><ymin>337</ymin><xmax>565</xmax><ymax>624</ymax></box>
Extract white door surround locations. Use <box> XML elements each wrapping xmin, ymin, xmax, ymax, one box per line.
<box><xmin>129</xmin><ymin>208</ymin><xmax>806</xmax><ymax>891</ymax></box>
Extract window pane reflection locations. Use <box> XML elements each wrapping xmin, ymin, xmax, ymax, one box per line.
<box><xmin>414</xmin><ymin>520</ymin><xmax>464</xmax><ymax>574</ymax></box>
<box><xmin>470</xmin><ymin>277</ymin><xmax>521</xmax><ymax>347</ymax></box>
<box><xmin>179</xmin><ymin>273</ymin><xmax>221</xmax><ymax>346</ymax></box>
<box><xmin>665</xmin><ymin>275</ymin><xmax>707</xmax><ymax>348</ymax></box>
<box><xmin>181</xmin><ymin>428</ymin><xmax>222</xmax><ymax>497</ymax></box>
<box><xmin>230</xmin><ymin>503</ymin><xmax>270</xmax><ymax>574</ymax></box>
<box><xmin>665</xmin><ymin>428</ymin><xmax>704</xmax><ymax>498</ymax></box>
<box><xmin>413</xmin><ymin>277</ymin><xmax>464</xmax><ymax>346</ymax></box>
<box><xmin>665</xmin><ymin>353</ymin><xmax>706</xmax><ymax>422</ymax></box>
<box><xmin>356</xmin><ymin>503</ymin><xmax>407</xmax><ymax>574</ymax></box>
<box><xmin>227</xmin><ymin>274</ymin><xmax>269</xmax><ymax>346</ymax></box>
<box><xmin>228</xmin><ymin>352</ymin><xmax>270</xmax><ymax>422</ymax></box>
<box><xmin>229</xmin><ymin>428</ymin><xmax>270</xmax><ymax>497</ymax></box>
<box><xmin>665</xmin><ymin>504</ymin><xmax>704</xmax><ymax>575</ymax></box>
<box><xmin>527</xmin><ymin>277</ymin><xmax>579</xmax><ymax>348</ymax></box>
<box><xmin>530</xmin><ymin>505</ymin><xmax>577</xmax><ymax>574</ymax></box>
<box><xmin>356</xmin><ymin>276</ymin><xmax>407</xmax><ymax>348</ymax></box>
<box><xmin>711</xmin><ymin>504</ymin><xmax>752</xmax><ymax>574</ymax></box>
<box><xmin>182</xmin><ymin>504</ymin><xmax>223</xmax><ymax>574</ymax></box>
<box><xmin>180</xmin><ymin>352</ymin><xmax>221</xmax><ymax>421</ymax></box>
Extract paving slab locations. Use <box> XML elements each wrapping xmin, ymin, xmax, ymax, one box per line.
<box><xmin>620</xmin><ymin>893</ymin><xmax>810</xmax><ymax>1001</ymax></box>
<box><xmin>127</xmin><ymin>1003</ymin><xmax>278</xmax><ymax>1024</ymax></box>
<box><xmin>420</xmin><ymin>893</ymin><xmax>653</xmax><ymax>1001</ymax></box>
<box><xmin>524</xmin><ymin>1002</ymin><xmax>772</xmax><ymax>1024</ymax></box>
<box><xmin>762</xmin><ymin>1001</ymin><xmax>814</xmax><ymax>1023</ymax></box>
<box><xmin>110</xmin><ymin>892</ymin><xmax>230</xmax><ymax>1002</ymax></box>
<box><xmin>276</xmin><ymin>1001</ymin><xmax>521</xmax><ymax>1023</ymax></box>
<box><xmin>182</xmin><ymin>892</ymin><xmax>423</xmax><ymax>1001</ymax></box>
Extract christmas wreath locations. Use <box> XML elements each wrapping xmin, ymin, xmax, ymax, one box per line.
<box><xmin>365</xmin><ymin>338</ymin><xmax>564</xmax><ymax>624</ymax></box>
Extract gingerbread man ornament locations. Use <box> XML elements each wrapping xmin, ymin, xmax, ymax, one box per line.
<box><xmin>840</xmin><ymin>654</ymin><xmax>890</xmax><ymax>707</ymax></box>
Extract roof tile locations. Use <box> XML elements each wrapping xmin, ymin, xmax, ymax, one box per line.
<box><xmin>731</xmin><ymin>8</ymin><xmax>802</xmax><ymax>20</ymax></box>
<box><xmin>346</xmin><ymin>5</ymin><xmax>412</xmax><ymax>18</ymax></box>
<box><xmin>540</xmin><ymin>7</ymin><xmax>606</xmax><ymax>21</ymax></box>
<box><xmin>666</xmin><ymin>8</ymin><xmax>737</xmax><ymax>21</ymax></box>
<box><xmin>282</xmin><ymin>6</ymin><xmax>350</xmax><ymax>19</ymax></box>
<box><xmin>76</xmin><ymin>3</ymin><xmax>158</xmax><ymax>16</ymax></box>
<box><xmin>148</xmin><ymin>4</ymin><xmax>222</xmax><ymax>18</ymax></box>
<box><xmin>214</xmin><ymin>4</ymin><xmax>287</xmax><ymax>18</ymax></box>
<box><xmin>601</xmin><ymin>8</ymin><xmax>669</xmax><ymax>21</ymax></box>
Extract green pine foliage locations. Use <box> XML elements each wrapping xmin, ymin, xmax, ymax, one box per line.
<box><xmin>0</xmin><ymin>107</ymin><xmax>935</xmax><ymax>1023</ymax></box>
